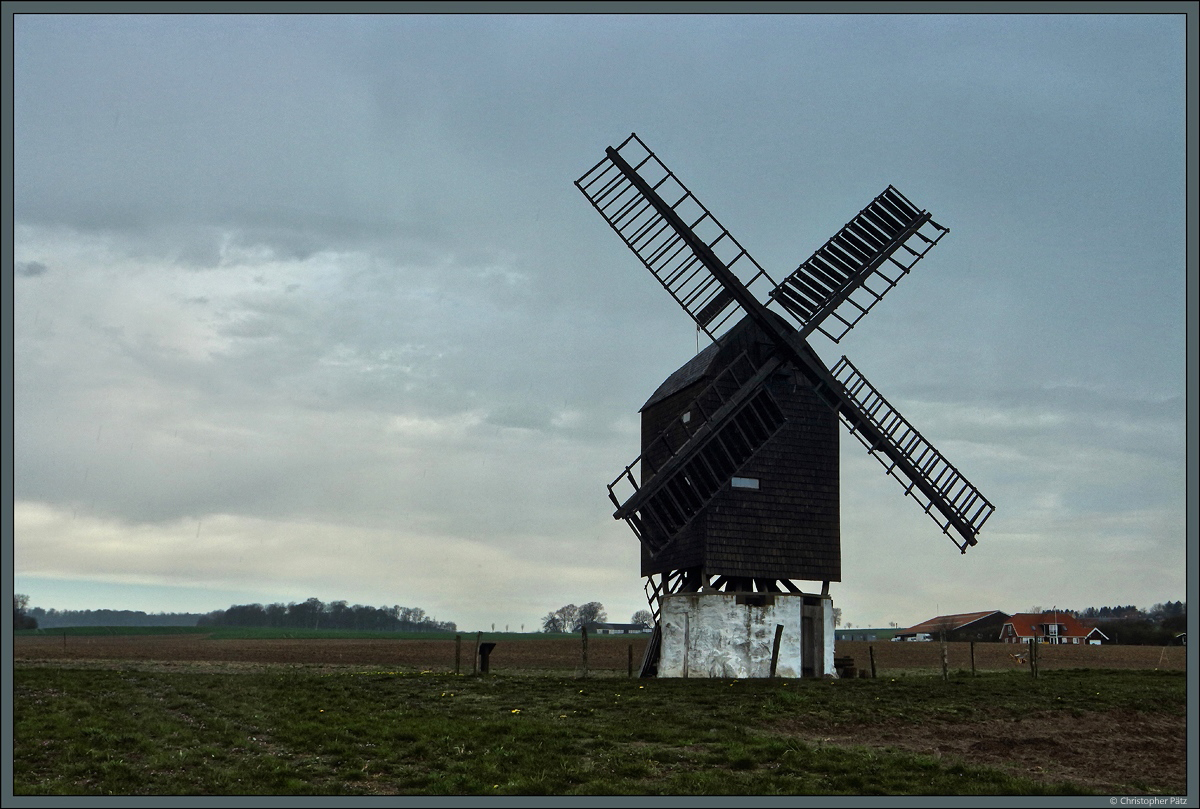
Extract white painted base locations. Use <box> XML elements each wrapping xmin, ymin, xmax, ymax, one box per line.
<box><xmin>657</xmin><ymin>591</ymin><xmax>834</xmax><ymax>679</ymax></box>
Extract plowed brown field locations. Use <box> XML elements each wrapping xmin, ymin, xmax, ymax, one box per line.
<box><xmin>12</xmin><ymin>633</ymin><xmax>647</xmax><ymax>674</ymax></box>
<box><xmin>12</xmin><ymin>633</ymin><xmax>1186</xmax><ymax>674</ymax></box>
<box><xmin>836</xmin><ymin>639</ymin><xmax>1187</xmax><ymax>674</ymax></box>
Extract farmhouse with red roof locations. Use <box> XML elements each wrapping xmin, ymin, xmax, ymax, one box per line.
<box><xmin>1000</xmin><ymin>612</ymin><xmax>1109</xmax><ymax>645</ymax></box>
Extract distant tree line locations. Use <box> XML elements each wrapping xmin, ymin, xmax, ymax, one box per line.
<box><xmin>23</xmin><ymin>604</ymin><xmax>203</xmax><ymax>629</ymax></box>
<box><xmin>1083</xmin><ymin>601</ymin><xmax>1185</xmax><ymax>646</ymax></box>
<box><xmin>541</xmin><ymin>602</ymin><xmax>607</xmax><ymax>633</ymax></box>
<box><xmin>196</xmin><ymin>598</ymin><xmax>455</xmax><ymax>632</ymax></box>
<box><xmin>1032</xmin><ymin>602</ymin><xmax>1187</xmax><ymax>646</ymax></box>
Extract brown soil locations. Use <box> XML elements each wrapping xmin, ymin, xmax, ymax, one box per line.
<box><xmin>783</xmin><ymin>709</ymin><xmax>1186</xmax><ymax>795</ymax></box>
<box><xmin>15</xmin><ymin>634</ymin><xmax>1185</xmax><ymax>673</ymax></box>
<box><xmin>12</xmin><ymin>633</ymin><xmax>649</xmax><ymax>673</ymax></box>
<box><xmin>836</xmin><ymin>639</ymin><xmax>1188</xmax><ymax>673</ymax></box>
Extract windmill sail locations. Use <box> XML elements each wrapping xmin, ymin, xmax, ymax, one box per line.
<box><xmin>768</xmin><ymin>186</ymin><xmax>949</xmax><ymax>343</ymax></box>
<box><xmin>575</xmin><ymin>133</ymin><xmax>777</xmax><ymax>341</ymax></box>
<box><xmin>608</xmin><ymin>352</ymin><xmax>786</xmax><ymax>555</ymax></box>
<box><xmin>826</xmin><ymin>356</ymin><xmax>994</xmax><ymax>550</ymax></box>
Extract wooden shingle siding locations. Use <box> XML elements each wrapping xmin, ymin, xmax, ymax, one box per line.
<box><xmin>639</xmin><ymin>317</ymin><xmax>841</xmax><ymax>582</ymax></box>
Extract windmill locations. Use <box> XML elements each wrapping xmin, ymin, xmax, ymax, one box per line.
<box><xmin>575</xmin><ymin>134</ymin><xmax>994</xmax><ymax>678</ymax></box>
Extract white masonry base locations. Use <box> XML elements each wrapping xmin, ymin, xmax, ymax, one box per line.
<box><xmin>656</xmin><ymin>591</ymin><xmax>835</xmax><ymax>679</ymax></box>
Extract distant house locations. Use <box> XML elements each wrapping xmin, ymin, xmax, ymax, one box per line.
<box><xmin>893</xmin><ymin>611</ymin><xmax>1010</xmax><ymax>642</ymax></box>
<box><xmin>581</xmin><ymin>621</ymin><xmax>651</xmax><ymax>635</ymax></box>
<box><xmin>1000</xmin><ymin>612</ymin><xmax>1108</xmax><ymax>645</ymax></box>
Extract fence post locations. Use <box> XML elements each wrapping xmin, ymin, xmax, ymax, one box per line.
<box><xmin>473</xmin><ymin>631</ymin><xmax>481</xmax><ymax>676</ymax></box>
<box><xmin>478</xmin><ymin>642</ymin><xmax>497</xmax><ymax>676</ymax></box>
<box><xmin>970</xmin><ymin>641</ymin><xmax>976</xmax><ymax>677</ymax></box>
<box><xmin>869</xmin><ymin>645</ymin><xmax>877</xmax><ymax>679</ymax></box>
<box><xmin>940</xmin><ymin>641</ymin><xmax>948</xmax><ymax>681</ymax></box>
<box><xmin>628</xmin><ymin>643</ymin><xmax>633</xmax><ymax>678</ymax></box>
<box><xmin>769</xmin><ymin>624</ymin><xmax>784</xmax><ymax>678</ymax></box>
<box><xmin>455</xmin><ymin>634</ymin><xmax>461</xmax><ymax>675</ymax></box>
<box><xmin>580</xmin><ymin>626</ymin><xmax>589</xmax><ymax>679</ymax></box>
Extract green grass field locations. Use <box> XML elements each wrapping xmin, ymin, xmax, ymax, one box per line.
<box><xmin>13</xmin><ymin>662</ymin><xmax>1185</xmax><ymax>796</ymax></box>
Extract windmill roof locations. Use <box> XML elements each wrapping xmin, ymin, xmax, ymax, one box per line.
<box><xmin>640</xmin><ymin>312</ymin><xmax>799</xmax><ymax>411</ymax></box>
<box><xmin>1002</xmin><ymin>612</ymin><xmax>1107</xmax><ymax>639</ymax></box>
<box><xmin>640</xmin><ymin>338</ymin><xmax>724</xmax><ymax>411</ymax></box>
<box><xmin>897</xmin><ymin>611</ymin><xmax>1007</xmax><ymax>635</ymax></box>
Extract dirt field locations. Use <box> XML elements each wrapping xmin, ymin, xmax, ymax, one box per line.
<box><xmin>12</xmin><ymin>633</ymin><xmax>646</xmax><ymax>673</ymax></box>
<box><xmin>836</xmin><ymin>639</ymin><xmax>1188</xmax><ymax>674</ymax></box>
<box><xmin>14</xmin><ymin>633</ymin><xmax>1189</xmax><ymax>794</ymax></box>
<box><xmin>780</xmin><ymin>708</ymin><xmax>1187</xmax><ymax>795</ymax></box>
<box><xmin>13</xmin><ymin>633</ymin><xmax>1187</xmax><ymax>673</ymax></box>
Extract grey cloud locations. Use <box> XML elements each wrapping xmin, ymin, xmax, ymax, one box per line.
<box><xmin>11</xmin><ymin>15</ymin><xmax>1185</xmax><ymax>628</ymax></box>
<box><xmin>483</xmin><ymin>404</ymin><xmax>554</xmax><ymax>431</ymax></box>
<box><xmin>16</xmin><ymin>261</ymin><xmax>48</xmax><ymax>277</ymax></box>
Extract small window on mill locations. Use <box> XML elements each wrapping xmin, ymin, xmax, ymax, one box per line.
<box><xmin>731</xmin><ymin>477</ymin><xmax>760</xmax><ymax>490</ymax></box>
<box><xmin>681</xmin><ymin>411</ymin><xmax>692</xmax><ymax>424</ymax></box>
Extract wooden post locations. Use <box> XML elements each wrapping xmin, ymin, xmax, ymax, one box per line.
<box><xmin>479</xmin><ymin>643</ymin><xmax>496</xmax><ymax>675</ymax></box>
<box><xmin>473</xmin><ymin>631</ymin><xmax>481</xmax><ymax>676</ymax></box>
<box><xmin>769</xmin><ymin>624</ymin><xmax>784</xmax><ymax>678</ymax></box>
<box><xmin>940</xmin><ymin>641</ymin><xmax>948</xmax><ymax>681</ymax></box>
<box><xmin>580</xmin><ymin>626</ymin><xmax>589</xmax><ymax>679</ymax></box>
<box><xmin>869</xmin><ymin>645</ymin><xmax>877</xmax><ymax>679</ymax></box>
<box><xmin>628</xmin><ymin>643</ymin><xmax>633</xmax><ymax>678</ymax></box>
<box><xmin>970</xmin><ymin>641</ymin><xmax>976</xmax><ymax>677</ymax></box>
<box><xmin>455</xmin><ymin>634</ymin><xmax>461</xmax><ymax>675</ymax></box>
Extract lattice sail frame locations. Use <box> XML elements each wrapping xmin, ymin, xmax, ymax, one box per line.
<box><xmin>576</xmin><ymin>133</ymin><xmax>779</xmax><ymax>342</ymax></box>
<box><xmin>770</xmin><ymin>186</ymin><xmax>950</xmax><ymax>343</ymax></box>
<box><xmin>829</xmin><ymin>357</ymin><xmax>993</xmax><ymax>550</ymax></box>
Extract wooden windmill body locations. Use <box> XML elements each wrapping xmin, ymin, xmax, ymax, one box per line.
<box><xmin>576</xmin><ymin>134</ymin><xmax>994</xmax><ymax>678</ymax></box>
<box><xmin>639</xmin><ymin>315</ymin><xmax>841</xmax><ymax>586</ymax></box>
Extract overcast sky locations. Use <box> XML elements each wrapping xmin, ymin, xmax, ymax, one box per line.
<box><xmin>9</xmin><ymin>11</ymin><xmax>1191</xmax><ymax>631</ymax></box>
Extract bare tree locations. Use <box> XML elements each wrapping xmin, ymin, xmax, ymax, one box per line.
<box><xmin>542</xmin><ymin>603</ymin><xmax>585</xmax><ymax>633</ymax></box>
<box><xmin>558</xmin><ymin>604</ymin><xmax>581</xmax><ymax>631</ymax></box>
<box><xmin>631</xmin><ymin>609</ymin><xmax>653</xmax><ymax>627</ymax></box>
<box><xmin>14</xmin><ymin>594</ymin><xmax>37</xmax><ymax>630</ymax></box>
<box><xmin>577</xmin><ymin>602</ymin><xmax>606</xmax><ymax>629</ymax></box>
<box><xmin>541</xmin><ymin>609</ymin><xmax>569</xmax><ymax>633</ymax></box>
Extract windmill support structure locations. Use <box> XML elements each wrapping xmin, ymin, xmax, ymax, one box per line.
<box><xmin>655</xmin><ymin>588</ymin><xmax>834</xmax><ymax>679</ymax></box>
<box><xmin>636</xmin><ymin>567</ymin><xmax>835</xmax><ymax>679</ymax></box>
